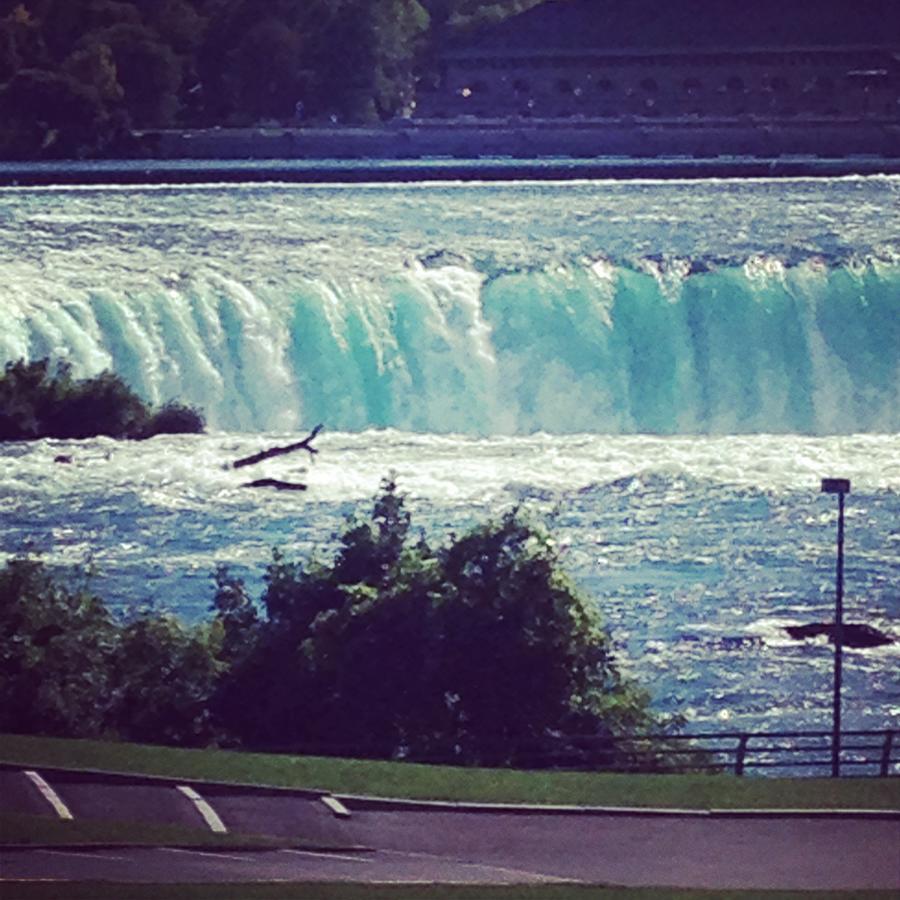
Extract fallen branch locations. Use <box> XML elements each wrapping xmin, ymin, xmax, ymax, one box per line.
<box><xmin>232</xmin><ymin>424</ymin><xmax>323</xmax><ymax>470</ymax></box>
<box><xmin>242</xmin><ymin>478</ymin><xmax>307</xmax><ymax>491</ymax></box>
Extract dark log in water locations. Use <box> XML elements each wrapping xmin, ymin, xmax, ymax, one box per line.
<box><xmin>241</xmin><ymin>478</ymin><xmax>307</xmax><ymax>491</ymax></box>
<box><xmin>232</xmin><ymin>424</ymin><xmax>322</xmax><ymax>469</ymax></box>
<box><xmin>784</xmin><ymin>622</ymin><xmax>893</xmax><ymax>649</ymax></box>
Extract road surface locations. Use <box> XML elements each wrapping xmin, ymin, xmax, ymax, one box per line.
<box><xmin>2</xmin><ymin>765</ymin><xmax>898</xmax><ymax>890</ymax></box>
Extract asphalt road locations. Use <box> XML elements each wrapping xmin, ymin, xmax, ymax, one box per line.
<box><xmin>2</xmin><ymin>766</ymin><xmax>899</xmax><ymax>889</ymax></box>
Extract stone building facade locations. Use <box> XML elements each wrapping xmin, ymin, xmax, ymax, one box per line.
<box><xmin>413</xmin><ymin>0</ymin><xmax>899</xmax><ymax>125</ymax></box>
<box><xmin>415</xmin><ymin>45</ymin><xmax>900</xmax><ymax>123</ymax></box>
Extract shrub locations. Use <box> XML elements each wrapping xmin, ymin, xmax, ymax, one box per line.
<box><xmin>0</xmin><ymin>358</ymin><xmax>204</xmax><ymax>441</ymax></box>
<box><xmin>0</xmin><ymin>557</ymin><xmax>221</xmax><ymax>746</ymax></box>
<box><xmin>141</xmin><ymin>401</ymin><xmax>206</xmax><ymax>438</ymax></box>
<box><xmin>213</xmin><ymin>479</ymin><xmax>665</xmax><ymax>764</ymax></box>
<box><xmin>0</xmin><ymin>557</ymin><xmax>118</xmax><ymax>737</ymax></box>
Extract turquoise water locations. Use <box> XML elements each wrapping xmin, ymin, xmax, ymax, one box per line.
<box><xmin>2</xmin><ymin>177</ymin><xmax>898</xmax><ymax>434</ymax></box>
<box><xmin>1</xmin><ymin>177</ymin><xmax>898</xmax><ymax>743</ymax></box>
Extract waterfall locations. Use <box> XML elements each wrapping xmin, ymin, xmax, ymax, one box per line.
<box><xmin>2</xmin><ymin>257</ymin><xmax>897</xmax><ymax>434</ymax></box>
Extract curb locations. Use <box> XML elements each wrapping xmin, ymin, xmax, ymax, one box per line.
<box><xmin>0</xmin><ymin>843</ymin><xmax>373</xmax><ymax>853</ymax></box>
<box><xmin>336</xmin><ymin>794</ymin><xmax>900</xmax><ymax>821</ymax></box>
<box><xmin>4</xmin><ymin>762</ymin><xmax>898</xmax><ymax>821</ymax></box>
<box><xmin>0</xmin><ymin>761</ymin><xmax>328</xmax><ymax>800</ymax></box>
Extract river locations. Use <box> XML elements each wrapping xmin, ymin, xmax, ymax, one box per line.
<box><xmin>1</xmin><ymin>175</ymin><xmax>898</xmax><ymax>737</ymax></box>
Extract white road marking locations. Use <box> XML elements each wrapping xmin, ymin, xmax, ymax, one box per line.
<box><xmin>159</xmin><ymin>847</ymin><xmax>251</xmax><ymax>862</ymax></box>
<box><xmin>37</xmin><ymin>850</ymin><xmax>128</xmax><ymax>862</ymax></box>
<box><xmin>381</xmin><ymin>848</ymin><xmax>576</xmax><ymax>883</ymax></box>
<box><xmin>176</xmin><ymin>784</ymin><xmax>228</xmax><ymax>833</ymax></box>
<box><xmin>320</xmin><ymin>795</ymin><xmax>351</xmax><ymax>818</ymax></box>
<box><xmin>280</xmin><ymin>848</ymin><xmax>371</xmax><ymax>863</ymax></box>
<box><xmin>23</xmin><ymin>771</ymin><xmax>73</xmax><ymax>820</ymax></box>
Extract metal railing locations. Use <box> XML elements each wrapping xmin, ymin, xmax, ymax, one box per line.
<box><xmin>516</xmin><ymin>729</ymin><xmax>900</xmax><ymax>777</ymax></box>
<box><xmin>281</xmin><ymin>728</ymin><xmax>899</xmax><ymax>777</ymax></box>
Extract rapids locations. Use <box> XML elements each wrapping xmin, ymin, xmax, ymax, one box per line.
<box><xmin>1</xmin><ymin>177</ymin><xmax>898</xmax><ymax>434</ymax></box>
<box><xmin>1</xmin><ymin>175</ymin><xmax>898</xmax><ymax>746</ymax></box>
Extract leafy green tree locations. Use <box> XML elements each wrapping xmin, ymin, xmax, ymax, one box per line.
<box><xmin>0</xmin><ymin>67</ymin><xmax>108</xmax><ymax>157</ymax></box>
<box><xmin>0</xmin><ymin>358</ymin><xmax>204</xmax><ymax>440</ymax></box>
<box><xmin>48</xmin><ymin>369</ymin><xmax>150</xmax><ymax>438</ymax></box>
<box><xmin>0</xmin><ymin>556</ymin><xmax>225</xmax><ymax>746</ymax></box>
<box><xmin>0</xmin><ymin>3</ymin><xmax>47</xmax><ymax>76</ymax></box>
<box><xmin>370</xmin><ymin>0</ymin><xmax>430</xmax><ymax>118</ymax></box>
<box><xmin>211</xmin><ymin>563</ymin><xmax>258</xmax><ymax>665</ymax></box>
<box><xmin>214</xmin><ymin>478</ymin><xmax>661</xmax><ymax>763</ymax></box>
<box><xmin>85</xmin><ymin>23</ymin><xmax>182</xmax><ymax>126</ymax></box>
<box><xmin>62</xmin><ymin>40</ymin><xmax>123</xmax><ymax>106</ymax></box>
<box><xmin>142</xmin><ymin>400</ymin><xmax>206</xmax><ymax>437</ymax></box>
<box><xmin>432</xmin><ymin>511</ymin><xmax>614</xmax><ymax>762</ymax></box>
<box><xmin>0</xmin><ymin>558</ymin><xmax>118</xmax><ymax>737</ymax></box>
<box><xmin>149</xmin><ymin>0</ymin><xmax>208</xmax><ymax>55</ymax></box>
<box><xmin>108</xmin><ymin>613</ymin><xmax>222</xmax><ymax>746</ymax></box>
<box><xmin>226</xmin><ymin>16</ymin><xmax>305</xmax><ymax>122</ymax></box>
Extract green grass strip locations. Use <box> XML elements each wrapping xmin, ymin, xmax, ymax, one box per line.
<box><xmin>2</xmin><ymin>733</ymin><xmax>898</xmax><ymax>811</ymax></box>
<box><xmin>0</xmin><ymin>883</ymin><xmax>894</xmax><ymax>900</ymax></box>
<box><xmin>0</xmin><ymin>811</ymin><xmax>287</xmax><ymax>849</ymax></box>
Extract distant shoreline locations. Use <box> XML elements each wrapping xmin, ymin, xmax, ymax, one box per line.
<box><xmin>2</xmin><ymin>154</ymin><xmax>900</xmax><ymax>187</ymax></box>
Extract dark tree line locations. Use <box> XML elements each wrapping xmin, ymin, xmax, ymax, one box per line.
<box><xmin>1</xmin><ymin>479</ymin><xmax>669</xmax><ymax>765</ymax></box>
<box><xmin>0</xmin><ymin>359</ymin><xmax>204</xmax><ymax>440</ymax></box>
<box><xmin>0</xmin><ymin>0</ymin><xmax>545</xmax><ymax>158</ymax></box>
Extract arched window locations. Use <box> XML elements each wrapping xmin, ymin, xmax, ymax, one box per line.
<box><xmin>557</xmin><ymin>78</ymin><xmax>573</xmax><ymax>94</ymax></box>
<box><xmin>512</xmin><ymin>78</ymin><xmax>530</xmax><ymax>94</ymax></box>
<box><xmin>726</xmin><ymin>75</ymin><xmax>745</xmax><ymax>93</ymax></box>
<box><xmin>683</xmin><ymin>77</ymin><xmax>702</xmax><ymax>93</ymax></box>
<box><xmin>770</xmin><ymin>76</ymin><xmax>790</xmax><ymax>92</ymax></box>
<box><xmin>640</xmin><ymin>77</ymin><xmax>658</xmax><ymax>92</ymax></box>
<box><xmin>596</xmin><ymin>78</ymin><xmax>614</xmax><ymax>92</ymax></box>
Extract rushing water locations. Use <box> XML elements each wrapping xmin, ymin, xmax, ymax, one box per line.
<box><xmin>1</xmin><ymin>176</ymin><xmax>898</xmax><ymax>739</ymax></box>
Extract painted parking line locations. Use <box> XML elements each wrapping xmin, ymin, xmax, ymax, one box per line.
<box><xmin>37</xmin><ymin>849</ymin><xmax>129</xmax><ymax>862</ymax></box>
<box><xmin>159</xmin><ymin>847</ymin><xmax>251</xmax><ymax>862</ymax></box>
<box><xmin>320</xmin><ymin>795</ymin><xmax>351</xmax><ymax>818</ymax></box>
<box><xmin>176</xmin><ymin>785</ymin><xmax>228</xmax><ymax>833</ymax></box>
<box><xmin>280</xmin><ymin>848</ymin><xmax>371</xmax><ymax>863</ymax></box>
<box><xmin>381</xmin><ymin>848</ymin><xmax>575</xmax><ymax>884</ymax></box>
<box><xmin>23</xmin><ymin>771</ymin><xmax>73</xmax><ymax>820</ymax></box>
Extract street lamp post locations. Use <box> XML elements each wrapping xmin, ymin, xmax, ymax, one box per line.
<box><xmin>821</xmin><ymin>477</ymin><xmax>850</xmax><ymax>778</ymax></box>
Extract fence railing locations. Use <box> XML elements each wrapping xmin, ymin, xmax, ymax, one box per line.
<box><xmin>511</xmin><ymin>729</ymin><xmax>900</xmax><ymax>777</ymax></box>
<box><xmin>281</xmin><ymin>729</ymin><xmax>899</xmax><ymax>777</ymax></box>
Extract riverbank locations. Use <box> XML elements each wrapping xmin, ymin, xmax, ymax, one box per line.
<box><xmin>2</xmin><ymin>153</ymin><xmax>900</xmax><ymax>186</ymax></box>
<box><xmin>2</xmin><ymin>118</ymin><xmax>899</xmax><ymax>185</ymax></box>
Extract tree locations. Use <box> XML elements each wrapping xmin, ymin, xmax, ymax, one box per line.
<box><xmin>62</xmin><ymin>40</ymin><xmax>123</xmax><ymax>106</ymax></box>
<box><xmin>0</xmin><ymin>67</ymin><xmax>109</xmax><ymax>157</ymax></box>
<box><xmin>0</xmin><ymin>3</ymin><xmax>48</xmax><ymax>77</ymax></box>
<box><xmin>211</xmin><ymin>563</ymin><xmax>258</xmax><ymax>665</ymax></box>
<box><xmin>0</xmin><ymin>556</ymin><xmax>223</xmax><ymax>746</ymax></box>
<box><xmin>108</xmin><ymin>613</ymin><xmax>222</xmax><ymax>746</ymax></box>
<box><xmin>226</xmin><ymin>16</ymin><xmax>306</xmax><ymax>123</ymax></box>
<box><xmin>0</xmin><ymin>358</ymin><xmax>204</xmax><ymax>440</ymax></box>
<box><xmin>370</xmin><ymin>0</ymin><xmax>430</xmax><ymax>118</ymax></box>
<box><xmin>87</xmin><ymin>23</ymin><xmax>182</xmax><ymax>126</ymax></box>
<box><xmin>213</xmin><ymin>478</ymin><xmax>659</xmax><ymax>763</ymax></box>
<box><xmin>0</xmin><ymin>558</ymin><xmax>118</xmax><ymax>737</ymax></box>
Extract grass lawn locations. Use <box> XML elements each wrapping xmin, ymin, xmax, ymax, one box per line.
<box><xmin>0</xmin><ymin>883</ymin><xmax>896</xmax><ymax>900</ymax></box>
<box><xmin>2</xmin><ymin>733</ymin><xmax>899</xmax><ymax>811</ymax></box>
